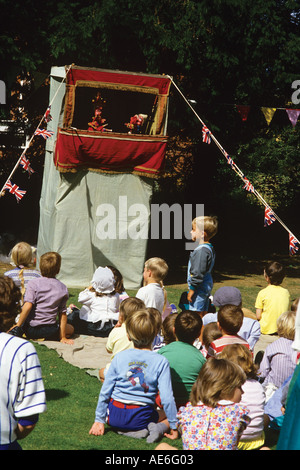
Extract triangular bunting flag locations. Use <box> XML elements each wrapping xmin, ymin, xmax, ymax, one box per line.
<box><xmin>286</xmin><ymin>109</ymin><xmax>300</xmax><ymax>128</ymax></box>
<box><xmin>236</xmin><ymin>105</ymin><xmax>251</xmax><ymax>122</ymax></box>
<box><xmin>261</xmin><ymin>107</ymin><xmax>276</xmax><ymax>126</ymax></box>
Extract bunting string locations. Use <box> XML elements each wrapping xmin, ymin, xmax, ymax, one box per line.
<box><xmin>169</xmin><ymin>76</ymin><xmax>300</xmax><ymax>255</ymax></box>
<box><xmin>234</xmin><ymin>104</ymin><xmax>300</xmax><ymax>127</ymax></box>
<box><xmin>0</xmin><ymin>64</ymin><xmax>72</xmax><ymax>198</ymax></box>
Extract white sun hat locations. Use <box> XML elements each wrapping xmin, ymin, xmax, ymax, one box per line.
<box><xmin>91</xmin><ymin>266</ymin><xmax>115</xmax><ymax>294</ymax></box>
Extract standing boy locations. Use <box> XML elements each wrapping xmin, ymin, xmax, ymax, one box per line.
<box><xmin>187</xmin><ymin>216</ymin><xmax>218</xmax><ymax>314</ymax></box>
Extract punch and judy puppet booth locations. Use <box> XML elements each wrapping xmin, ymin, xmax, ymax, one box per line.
<box><xmin>37</xmin><ymin>65</ymin><xmax>171</xmax><ymax>288</ymax></box>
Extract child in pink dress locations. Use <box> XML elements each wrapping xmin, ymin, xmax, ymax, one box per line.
<box><xmin>177</xmin><ymin>358</ymin><xmax>251</xmax><ymax>450</ymax></box>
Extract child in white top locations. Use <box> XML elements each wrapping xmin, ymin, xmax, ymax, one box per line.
<box><xmin>67</xmin><ymin>266</ymin><xmax>120</xmax><ymax>337</ymax></box>
<box><xmin>136</xmin><ymin>257</ymin><xmax>168</xmax><ymax>314</ymax></box>
<box><xmin>219</xmin><ymin>343</ymin><xmax>266</xmax><ymax>450</ymax></box>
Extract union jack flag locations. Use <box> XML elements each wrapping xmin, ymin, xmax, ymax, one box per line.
<box><xmin>44</xmin><ymin>106</ymin><xmax>53</xmax><ymax>123</ymax></box>
<box><xmin>264</xmin><ymin>207</ymin><xmax>276</xmax><ymax>227</ymax></box>
<box><xmin>3</xmin><ymin>180</ymin><xmax>26</xmax><ymax>202</ymax></box>
<box><xmin>34</xmin><ymin>128</ymin><xmax>54</xmax><ymax>139</ymax></box>
<box><xmin>202</xmin><ymin>125</ymin><xmax>211</xmax><ymax>144</ymax></box>
<box><xmin>289</xmin><ymin>234</ymin><xmax>300</xmax><ymax>255</ymax></box>
<box><xmin>20</xmin><ymin>155</ymin><xmax>35</xmax><ymax>175</ymax></box>
<box><xmin>243</xmin><ymin>177</ymin><xmax>254</xmax><ymax>193</ymax></box>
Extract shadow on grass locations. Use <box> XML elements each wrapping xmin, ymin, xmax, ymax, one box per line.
<box><xmin>46</xmin><ymin>388</ymin><xmax>69</xmax><ymax>401</ymax></box>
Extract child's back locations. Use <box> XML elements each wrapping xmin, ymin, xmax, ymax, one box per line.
<box><xmin>24</xmin><ymin>276</ymin><xmax>68</xmax><ymax>326</ymax></box>
<box><xmin>207</xmin><ymin>305</ymin><xmax>250</xmax><ymax>357</ymax></box>
<box><xmin>255</xmin><ymin>261</ymin><xmax>290</xmax><ymax>335</ymax></box>
<box><xmin>136</xmin><ymin>258</ymin><xmax>168</xmax><ymax>313</ymax></box>
<box><xmin>158</xmin><ymin>311</ymin><xmax>206</xmax><ymax>407</ymax></box>
<box><xmin>177</xmin><ymin>358</ymin><xmax>250</xmax><ymax>450</ymax></box>
<box><xmin>4</xmin><ymin>242</ymin><xmax>41</xmax><ymax>301</ymax></box>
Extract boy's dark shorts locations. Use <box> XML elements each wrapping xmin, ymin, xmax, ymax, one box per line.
<box><xmin>107</xmin><ymin>399</ymin><xmax>159</xmax><ymax>431</ymax></box>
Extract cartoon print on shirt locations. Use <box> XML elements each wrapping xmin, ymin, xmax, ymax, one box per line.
<box><xmin>127</xmin><ymin>366</ymin><xmax>149</xmax><ymax>393</ymax></box>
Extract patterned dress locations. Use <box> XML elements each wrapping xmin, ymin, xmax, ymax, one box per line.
<box><xmin>177</xmin><ymin>401</ymin><xmax>250</xmax><ymax>450</ymax></box>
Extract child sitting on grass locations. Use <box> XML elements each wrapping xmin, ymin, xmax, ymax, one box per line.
<box><xmin>4</xmin><ymin>241</ymin><xmax>41</xmax><ymax>303</ymax></box>
<box><xmin>255</xmin><ymin>261</ymin><xmax>290</xmax><ymax>336</ymax></box>
<box><xmin>67</xmin><ymin>266</ymin><xmax>120</xmax><ymax>337</ymax></box>
<box><xmin>99</xmin><ymin>297</ymin><xmax>145</xmax><ymax>382</ymax></box>
<box><xmin>259</xmin><ymin>310</ymin><xmax>297</xmax><ymax>402</ymax></box>
<box><xmin>207</xmin><ymin>304</ymin><xmax>250</xmax><ymax>357</ymax></box>
<box><xmin>89</xmin><ymin>308</ymin><xmax>178</xmax><ymax>443</ymax></box>
<box><xmin>177</xmin><ymin>358</ymin><xmax>250</xmax><ymax>450</ymax></box>
<box><xmin>219</xmin><ymin>344</ymin><xmax>266</xmax><ymax>450</ymax></box>
<box><xmin>0</xmin><ymin>275</ymin><xmax>47</xmax><ymax>450</ymax></box>
<box><xmin>158</xmin><ymin>310</ymin><xmax>206</xmax><ymax>408</ymax></box>
<box><xmin>10</xmin><ymin>252</ymin><xmax>74</xmax><ymax>344</ymax></box>
<box><xmin>136</xmin><ymin>257</ymin><xmax>169</xmax><ymax>314</ymax></box>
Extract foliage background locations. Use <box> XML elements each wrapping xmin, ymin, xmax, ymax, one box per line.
<box><xmin>0</xmin><ymin>0</ymin><xmax>300</xmax><ymax>267</ymax></box>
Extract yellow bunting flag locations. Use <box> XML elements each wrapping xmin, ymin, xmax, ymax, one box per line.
<box><xmin>261</xmin><ymin>107</ymin><xmax>276</xmax><ymax>126</ymax></box>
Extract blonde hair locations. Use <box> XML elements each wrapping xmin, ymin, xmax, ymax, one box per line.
<box><xmin>219</xmin><ymin>344</ymin><xmax>258</xmax><ymax>379</ymax></box>
<box><xmin>11</xmin><ymin>242</ymin><xmax>34</xmax><ymax>301</ymax></box>
<box><xmin>147</xmin><ymin>307</ymin><xmax>162</xmax><ymax>335</ymax></box>
<box><xmin>144</xmin><ymin>257</ymin><xmax>168</xmax><ymax>313</ymax></box>
<box><xmin>125</xmin><ymin>309</ymin><xmax>158</xmax><ymax>348</ymax></box>
<box><xmin>277</xmin><ymin>311</ymin><xmax>296</xmax><ymax>340</ymax></box>
<box><xmin>39</xmin><ymin>252</ymin><xmax>61</xmax><ymax>278</ymax></box>
<box><xmin>190</xmin><ymin>358</ymin><xmax>246</xmax><ymax>408</ymax></box>
<box><xmin>119</xmin><ymin>297</ymin><xmax>145</xmax><ymax>322</ymax></box>
<box><xmin>193</xmin><ymin>216</ymin><xmax>218</xmax><ymax>240</ymax></box>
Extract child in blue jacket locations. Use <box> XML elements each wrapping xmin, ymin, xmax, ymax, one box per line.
<box><xmin>187</xmin><ymin>216</ymin><xmax>218</xmax><ymax>314</ymax></box>
<box><xmin>89</xmin><ymin>308</ymin><xmax>178</xmax><ymax>443</ymax></box>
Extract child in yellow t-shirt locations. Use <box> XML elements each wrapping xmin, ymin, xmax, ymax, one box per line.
<box><xmin>98</xmin><ymin>297</ymin><xmax>145</xmax><ymax>381</ymax></box>
<box><xmin>255</xmin><ymin>261</ymin><xmax>290</xmax><ymax>335</ymax></box>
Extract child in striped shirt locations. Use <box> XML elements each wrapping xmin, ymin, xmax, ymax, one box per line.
<box><xmin>0</xmin><ymin>275</ymin><xmax>47</xmax><ymax>450</ymax></box>
<box><xmin>207</xmin><ymin>304</ymin><xmax>250</xmax><ymax>358</ymax></box>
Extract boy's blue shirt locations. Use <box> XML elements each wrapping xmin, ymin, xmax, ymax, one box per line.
<box><xmin>95</xmin><ymin>348</ymin><xmax>178</xmax><ymax>428</ymax></box>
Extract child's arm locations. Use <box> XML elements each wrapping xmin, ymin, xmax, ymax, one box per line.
<box><xmin>188</xmin><ymin>246</ymin><xmax>212</xmax><ymax>299</ymax></box>
<box><xmin>16</xmin><ymin>302</ymin><xmax>33</xmax><ymax>327</ymax></box>
<box><xmin>59</xmin><ymin>312</ymin><xmax>74</xmax><ymax>344</ymax></box>
<box><xmin>256</xmin><ymin>308</ymin><xmax>262</xmax><ymax>320</ymax></box>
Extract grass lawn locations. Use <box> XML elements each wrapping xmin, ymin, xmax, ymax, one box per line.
<box><xmin>1</xmin><ymin>258</ymin><xmax>299</xmax><ymax>450</ymax></box>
